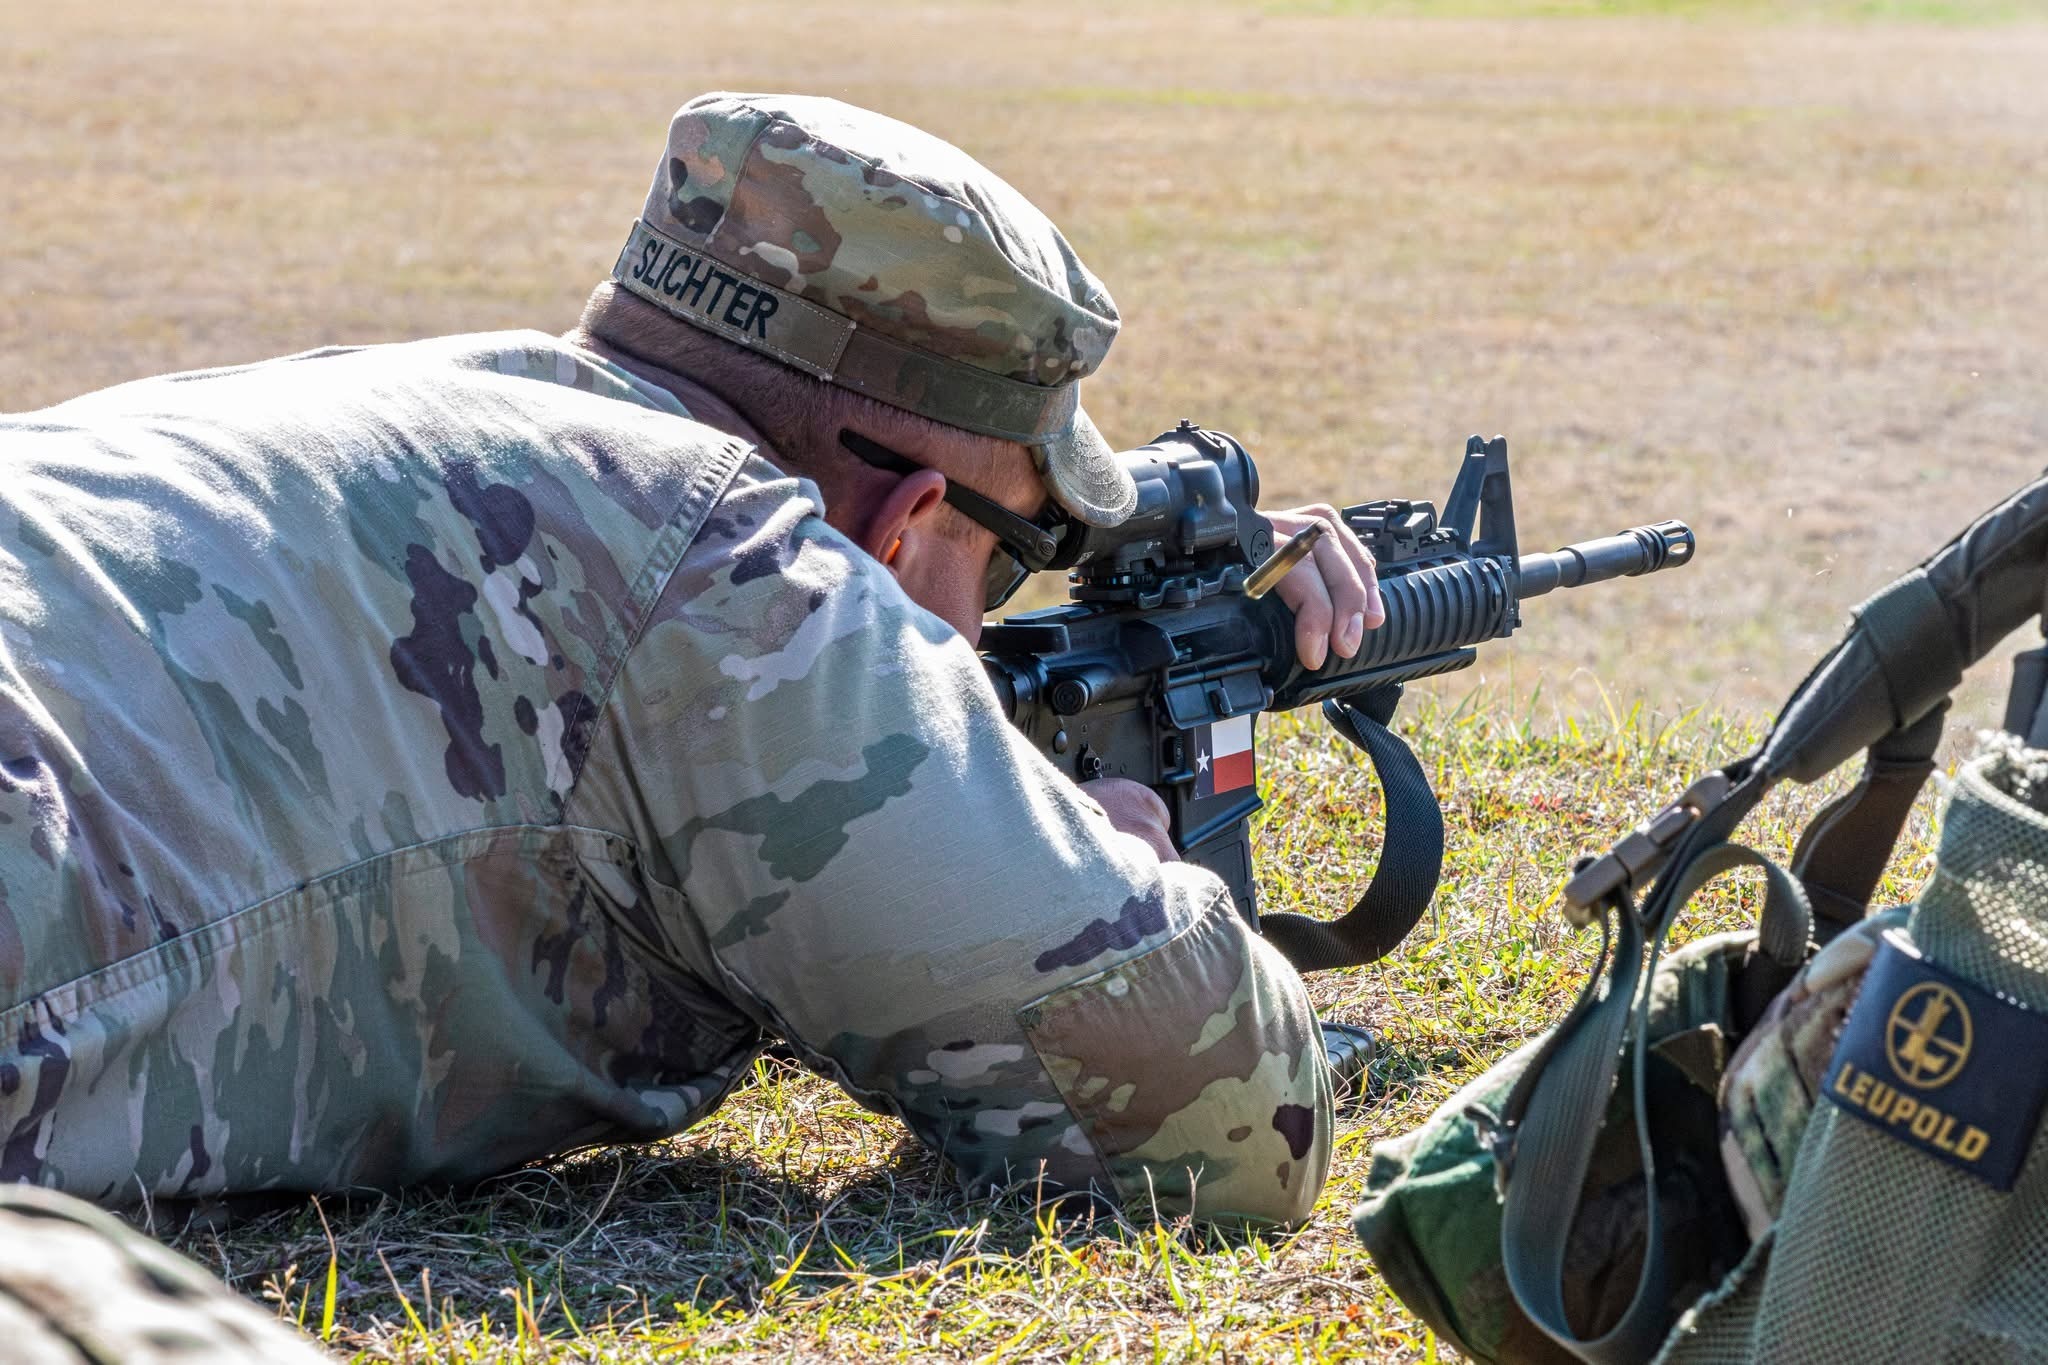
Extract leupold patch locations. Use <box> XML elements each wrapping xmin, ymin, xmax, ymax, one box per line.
<box><xmin>1822</xmin><ymin>930</ymin><xmax>2048</xmax><ymax>1190</ymax></box>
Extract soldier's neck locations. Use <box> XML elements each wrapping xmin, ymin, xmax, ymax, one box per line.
<box><xmin>566</xmin><ymin>327</ymin><xmax>781</xmax><ymax>461</ymax></box>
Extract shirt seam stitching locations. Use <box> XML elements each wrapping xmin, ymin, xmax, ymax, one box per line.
<box><xmin>558</xmin><ymin>434</ymin><xmax>753</xmax><ymax>816</ymax></box>
<box><xmin>1</xmin><ymin>821</ymin><xmax>639</xmax><ymax>1031</ymax></box>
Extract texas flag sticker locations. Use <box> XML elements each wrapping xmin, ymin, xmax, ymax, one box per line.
<box><xmin>1194</xmin><ymin>714</ymin><xmax>1256</xmax><ymax>799</ymax></box>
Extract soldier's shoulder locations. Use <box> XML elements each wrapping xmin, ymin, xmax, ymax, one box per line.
<box><xmin>8</xmin><ymin>330</ymin><xmax>699</xmax><ymax>428</ymax></box>
<box><xmin>661</xmin><ymin>448</ymin><xmax>920</xmax><ymax>631</ymax></box>
<box><xmin>295</xmin><ymin>330</ymin><xmax>714</xmax><ymax>426</ymax></box>
<box><xmin>607</xmin><ymin>441</ymin><xmax>960</xmax><ymax>749</ymax></box>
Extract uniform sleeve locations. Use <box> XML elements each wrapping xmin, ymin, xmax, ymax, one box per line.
<box><xmin>567</xmin><ymin>460</ymin><xmax>1333</xmax><ymax>1225</ymax></box>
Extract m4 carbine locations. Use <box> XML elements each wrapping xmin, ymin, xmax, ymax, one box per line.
<box><xmin>981</xmin><ymin>422</ymin><xmax>1695</xmax><ymax>974</ymax></box>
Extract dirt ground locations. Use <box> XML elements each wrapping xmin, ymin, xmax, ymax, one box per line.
<box><xmin>5</xmin><ymin>1</ymin><xmax>2045</xmax><ymax>719</ymax></box>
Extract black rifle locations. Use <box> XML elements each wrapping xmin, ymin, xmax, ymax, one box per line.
<box><xmin>981</xmin><ymin>422</ymin><xmax>1696</xmax><ymax>973</ymax></box>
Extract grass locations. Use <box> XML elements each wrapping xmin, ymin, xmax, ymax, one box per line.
<box><xmin>146</xmin><ymin>688</ymin><xmax>1947</xmax><ymax>1361</ymax></box>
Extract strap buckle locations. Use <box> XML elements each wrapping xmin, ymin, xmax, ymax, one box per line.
<box><xmin>1562</xmin><ymin>771</ymin><xmax>1732</xmax><ymax>924</ymax></box>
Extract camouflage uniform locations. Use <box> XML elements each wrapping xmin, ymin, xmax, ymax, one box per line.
<box><xmin>0</xmin><ymin>90</ymin><xmax>1332</xmax><ymax>1227</ymax></box>
<box><xmin>0</xmin><ymin>329</ymin><xmax>1330</xmax><ymax>1224</ymax></box>
<box><xmin>1717</xmin><ymin>908</ymin><xmax>1903</xmax><ymax>1239</ymax></box>
<box><xmin>0</xmin><ymin>1185</ymin><xmax>327</xmax><ymax>1362</ymax></box>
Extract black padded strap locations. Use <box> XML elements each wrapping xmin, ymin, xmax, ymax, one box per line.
<box><xmin>1853</xmin><ymin>570</ymin><xmax>1965</xmax><ymax>729</ymax></box>
<box><xmin>1258</xmin><ymin>685</ymin><xmax>1444</xmax><ymax>972</ymax></box>
<box><xmin>1790</xmin><ymin>701</ymin><xmax>1946</xmax><ymax>938</ymax></box>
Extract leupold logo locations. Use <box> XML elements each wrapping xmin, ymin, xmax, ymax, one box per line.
<box><xmin>1886</xmin><ymin>982</ymin><xmax>1973</xmax><ymax>1089</ymax></box>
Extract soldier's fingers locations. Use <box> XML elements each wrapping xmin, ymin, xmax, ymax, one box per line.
<box><xmin>1306</xmin><ymin>524</ymin><xmax>1370</xmax><ymax>660</ymax></box>
<box><xmin>1269</xmin><ymin>505</ymin><xmax>1378</xmax><ymax>657</ymax></box>
<box><xmin>1273</xmin><ymin>556</ymin><xmax>1334</xmax><ymax>671</ymax></box>
<box><xmin>1344</xmin><ymin>535</ymin><xmax>1384</xmax><ymax>632</ymax></box>
<box><xmin>1080</xmin><ymin>777</ymin><xmax>1179</xmax><ymax>862</ymax></box>
<box><xmin>1302</xmin><ymin>502</ymin><xmax>1383</xmax><ymax>634</ymax></box>
<box><xmin>1276</xmin><ymin>505</ymin><xmax>1365</xmax><ymax>659</ymax></box>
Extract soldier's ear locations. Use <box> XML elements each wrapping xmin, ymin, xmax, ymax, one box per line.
<box><xmin>857</xmin><ymin>468</ymin><xmax>947</xmax><ymax>570</ymax></box>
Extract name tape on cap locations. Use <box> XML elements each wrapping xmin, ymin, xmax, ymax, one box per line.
<box><xmin>610</xmin><ymin>220</ymin><xmax>1085</xmax><ymax>447</ymax></box>
<box><xmin>612</xmin><ymin>220</ymin><xmax>852</xmax><ymax>380</ymax></box>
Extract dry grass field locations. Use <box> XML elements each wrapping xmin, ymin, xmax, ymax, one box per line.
<box><xmin>3</xmin><ymin>1</ymin><xmax>2046</xmax><ymax>1360</ymax></box>
<box><xmin>7</xmin><ymin>0</ymin><xmax>2048</xmax><ymax>717</ymax></box>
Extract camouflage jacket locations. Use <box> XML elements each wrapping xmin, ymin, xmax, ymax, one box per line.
<box><xmin>0</xmin><ymin>332</ymin><xmax>1330</xmax><ymax>1223</ymax></box>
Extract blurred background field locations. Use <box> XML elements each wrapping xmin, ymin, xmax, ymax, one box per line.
<box><xmin>3</xmin><ymin>2</ymin><xmax>2045</xmax><ymax>1359</ymax></box>
<box><xmin>7</xmin><ymin>0</ymin><xmax>2047</xmax><ymax>721</ymax></box>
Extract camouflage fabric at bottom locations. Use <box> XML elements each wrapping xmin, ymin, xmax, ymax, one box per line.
<box><xmin>0</xmin><ymin>1185</ymin><xmax>326</xmax><ymax>1363</ymax></box>
<box><xmin>1717</xmin><ymin>908</ymin><xmax>1906</xmax><ymax>1239</ymax></box>
<box><xmin>0</xmin><ymin>331</ymin><xmax>1331</xmax><ymax>1226</ymax></box>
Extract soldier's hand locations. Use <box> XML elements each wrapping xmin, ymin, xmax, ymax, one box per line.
<box><xmin>1263</xmin><ymin>505</ymin><xmax>1384</xmax><ymax>671</ymax></box>
<box><xmin>1081</xmin><ymin>777</ymin><xmax>1179</xmax><ymax>863</ymax></box>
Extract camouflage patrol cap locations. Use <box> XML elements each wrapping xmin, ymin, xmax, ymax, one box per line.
<box><xmin>613</xmin><ymin>93</ymin><xmax>1136</xmax><ymax>526</ymax></box>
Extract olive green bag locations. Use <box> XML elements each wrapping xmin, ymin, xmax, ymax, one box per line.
<box><xmin>1356</xmin><ymin>470</ymin><xmax>2048</xmax><ymax>1363</ymax></box>
<box><xmin>1355</xmin><ymin>927</ymin><xmax>1766</xmax><ymax>1364</ymax></box>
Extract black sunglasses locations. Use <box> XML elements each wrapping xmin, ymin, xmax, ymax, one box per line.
<box><xmin>837</xmin><ymin>430</ymin><xmax>1068</xmax><ymax>612</ymax></box>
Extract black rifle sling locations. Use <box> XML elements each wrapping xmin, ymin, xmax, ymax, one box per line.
<box><xmin>1258</xmin><ymin>684</ymin><xmax>1445</xmax><ymax>973</ymax></box>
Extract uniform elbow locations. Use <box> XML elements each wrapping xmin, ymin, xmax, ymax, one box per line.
<box><xmin>1012</xmin><ymin>896</ymin><xmax>1337</xmax><ymax>1227</ymax></box>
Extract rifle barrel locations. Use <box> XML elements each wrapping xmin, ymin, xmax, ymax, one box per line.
<box><xmin>1517</xmin><ymin>520</ymin><xmax>1695</xmax><ymax>599</ymax></box>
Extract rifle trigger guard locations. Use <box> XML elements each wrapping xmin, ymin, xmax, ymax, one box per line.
<box><xmin>1562</xmin><ymin>771</ymin><xmax>1732</xmax><ymax>925</ymax></box>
